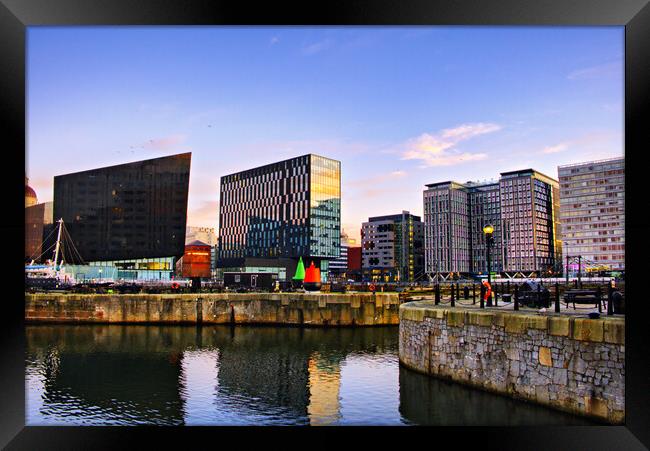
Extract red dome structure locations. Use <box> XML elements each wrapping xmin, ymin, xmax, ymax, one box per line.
<box><xmin>25</xmin><ymin>180</ymin><xmax>38</xmax><ymax>207</ymax></box>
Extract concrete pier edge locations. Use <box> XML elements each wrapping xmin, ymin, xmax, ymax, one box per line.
<box><xmin>25</xmin><ymin>292</ymin><xmax>401</xmax><ymax>327</ymax></box>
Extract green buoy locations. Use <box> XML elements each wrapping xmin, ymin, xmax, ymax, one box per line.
<box><xmin>292</xmin><ymin>256</ymin><xmax>305</xmax><ymax>281</ymax></box>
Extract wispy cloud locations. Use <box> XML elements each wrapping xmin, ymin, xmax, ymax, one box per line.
<box><xmin>133</xmin><ymin>134</ymin><xmax>188</xmax><ymax>151</ymax></box>
<box><xmin>567</xmin><ymin>61</ymin><xmax>621</xmax><ymax>81</ymax></box>
<box><xmin>302</xmin><ymin>39</ymin><xmax>333</xmax><ymax>56</ymax></box>
<box><xmin>401</xmin><ymin>122</ymin><xmax>501</xmax><ymax>167</ymax></box>
<box><xmin>270</xmin><ymin>36</ymin><xmax>280</xmax><ymax>45</ymax></box>
<box><xmin>541</xmin><ymin>143</ymin><xmax>570</xmax><ymax>154</ymax></box>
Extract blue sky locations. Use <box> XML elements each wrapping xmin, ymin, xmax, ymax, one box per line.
<box><xmin>26</xmin><ymin>26</ymin><xmax>624</xmax><ymax>241</ymax></box>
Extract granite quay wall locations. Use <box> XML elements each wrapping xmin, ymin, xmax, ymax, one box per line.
<box><xmin>25</xmin><ymin>293</ymin><xmax>400</xmax><ymax>326</ymax></box>
<box><xmin>399</xmin><ymin>301</ymin><xmax>625</xmax><ymax>423</ymax></box>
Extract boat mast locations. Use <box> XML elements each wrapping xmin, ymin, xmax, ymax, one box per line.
<box><xmin>53</xmin><ymin>218</ymin><xmax>63</xmax><ymax>269</ymax></box>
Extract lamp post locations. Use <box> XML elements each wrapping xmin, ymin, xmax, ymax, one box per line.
<box><xmin>483</xmin><ymin>224</ymin><xmax>494</xmax><ymax>307</ymax></box>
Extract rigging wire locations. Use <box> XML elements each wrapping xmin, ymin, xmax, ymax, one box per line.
<box><xmin>26</xmin><ymin>223</ymin><xmax>59</xmax><ymax>261</ymax></box>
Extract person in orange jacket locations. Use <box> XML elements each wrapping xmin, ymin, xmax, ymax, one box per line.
<box><xmin>482</xmin><ymin>279</ymin><xmax>492</xmax><ymax>302</ymax></box>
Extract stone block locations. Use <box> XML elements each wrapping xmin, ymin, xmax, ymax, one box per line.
<box><xmin>603</xmin><ymin>320</ymin><xmax>625</xmax><ymax>345</ymax></box>
<box><xmin>493</xmin><ymin>312</ymin><xmax>506</xmax><ymax>327</ymax></box>
<box><xmin>446</xmin><ymin>310</ymin><xmax>465</xmax><ymax>327</ymax></box>
<box><xmin>527</xmin><ymin>316</ymin><xmax>548</xmax><ymax>330</ymax></box>
<box><xmin>539</xmin><ymin>346</ymin><xmax>553</xmax><ymax>367</ymax></box>
<box><xmin>504</xmin><ymin>315</ymin><xmax>529</xmax><ymax>334</ymax></box>
<box><xmin>573</xmin><ymin>318</ymin><xmax>604</xmax><ymax>343</ymax></box>
<box><xmin>468</xmin><ymin>311</ymin><xmax>494</xmax><ymax>327</ymax></box>
<box><xmin>548</xmin><ymin>317</ymin><xmax>571</xmax><ymax>337</ymax></box>
<box><xmin>401</xmin><ymin>307</ymin><xmax>425</xmax><ymax>322</ymax></box>
<box><xmin>424</xmin><ymin>308</ymin><xmax>445</xmax><ymax>319</ymax></box>
<box><xmin>584</xmin><ymin>396</ymin><xmax>609</xmax><ymax>420</ymax></box>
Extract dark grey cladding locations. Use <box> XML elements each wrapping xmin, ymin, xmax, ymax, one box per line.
<box><xmin>53</xmin><ymin>153</ymin><xmax>191</xmax><ymax>262</ymax></box>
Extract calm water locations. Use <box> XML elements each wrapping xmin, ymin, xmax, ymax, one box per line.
<box><xmin>26</xmin><ymin>325</ymin><xmax>595</xmax><ymax>426</ymax></box>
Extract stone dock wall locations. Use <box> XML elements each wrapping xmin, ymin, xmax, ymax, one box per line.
<box><xmin>25</xmin><ymin>292</ymin><xmax>400</xmax><ymax>326</ymax></box>
<box><xmin>399</xmin><ymin>301</ymin><xmax>625</xmax><ymax>423</ymax></box>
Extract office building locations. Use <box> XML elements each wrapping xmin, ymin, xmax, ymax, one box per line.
<box><xmin>25</xmin><ymin>201</ymin><xmax>54</xmax><ymax>262</ymax></box>
<box><xmin>346</xmin><ymin>246</ymin><xmax>362</xmax><ymax>281</ymax></box>
<box><xmin>53</xmin><ymin>153</ymin><xmax>191</xmax><ymax>280</ymax></box>
<box><xmin>218</xmin><ymin>154</ymin><xmax>341</xmax><ymax>281</ymax></box>
<box><xmin>361</xmin><ymin>211</ymin><xmax>424</xmax><ymax>282</ymax></box>
<box><xmin>558</xmin><ymin>157</ymin><xmax>624</xmax><ymax>273</ymax></box>
<box><xmin>423</xmin><ymin>169</ymin><xmax>561</xmax><ymax>277</ymax></box>
<box><xmin>328</xmin><ymin>231</ymin><xmax>350</xmax><ymax>278</ymax></box>
<box><xmin>500</xmin><ymin>169</ymin><xmax>561</xmax><ymax>274</ymax></box>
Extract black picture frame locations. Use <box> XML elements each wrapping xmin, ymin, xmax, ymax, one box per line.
<box><xmin>2</xmin><ymin>0</ymin><xmax>648</xmax><ymax>449</ymax></box>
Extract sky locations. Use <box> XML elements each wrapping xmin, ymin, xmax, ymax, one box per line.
<box><xmin>26</xmin><ymin>26</ymin><xmax>624</xmax><ymax>242</ymax></box>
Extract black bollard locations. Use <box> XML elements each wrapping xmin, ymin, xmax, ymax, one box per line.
<box><xmin>480</xmin><ymin>284</ymin><xmax>485</xmax><ymax>308</ymax></box>
<box><xmin>494</xmin><ymin>283</ymin><xmax>498</xmax><ymax>307</ymax></box>
<box><xmin>514</xmin><ymin>284</ymin><xmax>519</xmax><ymax>308</ymax></box>
<box><xmin>464</xmin><ymin>285</ymin><xmax>469</xmax><ymax>300</ymax></box>
<box><xmin>435</xmin><ymin>284</ymin><xmax>440</xmax><ymax>305</ymax></box>
<box><xmin>555</xmin><ymin>283</ymin><xmax>560</xmax><ymax>313</ymax></box>
<box><xmin>537</xmin><ymin>284</ymin><xmax>542</xmax><ymax>308</ymax></box>
<box><xmin>607</xmin><ymin>282</ymin><xmax>613</xmax><ymax>316</ymax></box>
<box><xmin>574</xmin><ymin>279</ymin><xmax>578</xmax><ymax>288</ymax></box>
<box><xmin>507</xmin><ymin>280</ymin><xmax>510</xmax><ymax>295</ymax></box>
<box><xmin>514</xmin><ymin>291</ymin><xmax>519</xmax><ymax>310</ymax></box>
<box><xmin>451</xmin><ymin>285</ymin><xmax>455</xmax><ymax>307</ymax></box>
<box><xmin>597</xmin><ymin>286</ymin><xmax>602</xmax><ymax>313</ymax></box>
<box><xmin>456</xmin><ymin>283</ymin><xmax>460</xmax><ymax>300</ymax></box>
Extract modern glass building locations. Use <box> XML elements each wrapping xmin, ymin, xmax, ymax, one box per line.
<box><xmin>218</xmin><ymin>154</ymin><xmax>341</xmax><ymax>281</ymax></box>
<box><xmin>328</xmin><ymin>231</ymin><xmax>353</xmax><ymax>279</ymax></box>
<box><xmin>52</xmin><ymin>153</ymin><xmax>191</xmax><ymax>280</ymax></box>
<box><xmin>558</xmin><ymin>157</ymin><xmax>624</xmax><ymax>273</ymax></box>
<box><xmin>423</xmin><ymin>169</ymin><xmax>561</xmax><ymax>277</ymax></box>
<box><xmin>361</xmin><ymin>211</ymin><xmax>424</xmax><ymax>282</ymax></box>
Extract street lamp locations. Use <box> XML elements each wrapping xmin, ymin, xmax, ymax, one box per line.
<box><xmin>483</xmin><ymin>224</ymin><xmax>494</xmax><ymax>307</ymax></box>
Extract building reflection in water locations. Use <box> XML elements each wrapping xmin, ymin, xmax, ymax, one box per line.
<box><xmin>179</xmin><ymin>349</ymin><xmax>220</xmax><ymax>425</ymax></box>
<box><xmin>25</xmin><ymin>325</ymin><xmax>593</xmax><ymax>426</ymax></box>
<box><xmin>307</xmin><ymin>352</ymin><xmax>342</xmax><ymax>425</ymax></box>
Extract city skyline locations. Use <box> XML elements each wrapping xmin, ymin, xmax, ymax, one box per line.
<box><xmin>27</xmin><ymin>26</ymin><xmax>624</xmax><ymax>242</ymax></box>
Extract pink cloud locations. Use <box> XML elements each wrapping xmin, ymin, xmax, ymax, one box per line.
<box><xmin>401</xmin><ymin>122</ymin><xmax>500</xmax><ymax>167</ymax></box>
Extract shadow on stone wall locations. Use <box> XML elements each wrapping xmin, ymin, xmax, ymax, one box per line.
<box><xmin>398</xmin><ymin>366</ymin><xmax>596</xmax><ymax>426</ymax></box>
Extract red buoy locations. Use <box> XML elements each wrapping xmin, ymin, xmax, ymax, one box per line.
<box><xmin>303</xmin><ymin>261</ymin><xmax>322</xmax><ymax>291</ymax></box>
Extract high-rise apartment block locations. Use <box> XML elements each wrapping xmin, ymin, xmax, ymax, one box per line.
<box><xmin>558</xmin><ymin>157</ymin><xmax>624</xmax><ymax>272</ymax></box>
<box><xmin>217</xmin><ymin>154</ymin><xmax>341</xmax><ymax>281</ymax></box>
<box><xmin>361</xmin><ymin>211</ymin><xmax>424</xmax><ymax>282</ymax></box>
<box><xmin>423</xmin><ymin>169</ymin><xmax>561</xmax><ymax>276</ymax></box>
